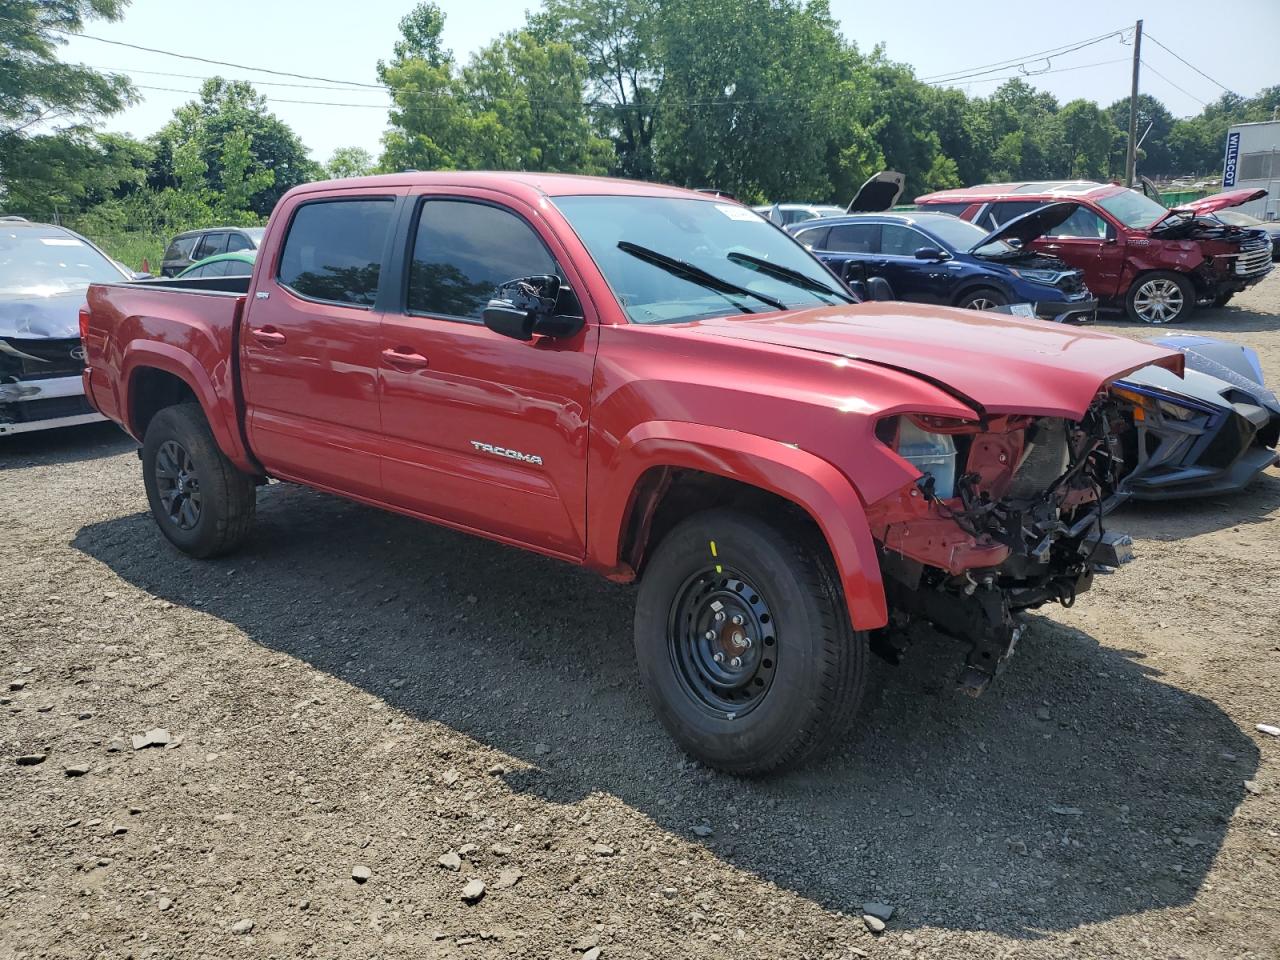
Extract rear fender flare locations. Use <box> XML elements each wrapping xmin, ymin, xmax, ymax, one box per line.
<box><xmin>591</xmin><ymin>421</ymin><xmax>888</xmax><ymax>631</ymax></box>
<box><xmin>121</xmin><ymin>341</ymin><xmax>251</xmax><ymax>470</ymax></box>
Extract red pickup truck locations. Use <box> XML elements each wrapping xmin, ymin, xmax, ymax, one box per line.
<box><xmin>83</xmin><ymin>172</ymin><xmax>1180</xmax><ymax>774</ymax></box>
<box><xmin>914</xmin><ymin>181</ymin><xmax>1273</xmax><ymax>324</ymax></box>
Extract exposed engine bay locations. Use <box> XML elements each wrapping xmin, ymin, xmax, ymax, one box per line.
<box><xmin>1151</xmin><ymin>213</ymin><xmax>1259</xmax><ymax>242</ymax></box>
<box><xmin>866</xmin><ymin>393</ymin><xmax>1134</xmax><ymax>694</ymax></box>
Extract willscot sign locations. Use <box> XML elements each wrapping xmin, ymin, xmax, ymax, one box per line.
<box><xmin>1222</xmin><ymin>131</ymin><xmax>1241</xmax><ymax>188</ymax></box>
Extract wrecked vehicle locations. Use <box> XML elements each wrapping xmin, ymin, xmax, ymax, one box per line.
<box><xmin>82</xmin><ymin>173</ymin><xmax>1181</xmax><ymax>774</ymax></box>
<box><xmin>1</xmin><ymin>218</ymin><xmax>133</xmax><ymax>436</ymax></box>
<box><xmin>914</xmin><ymin>182</ymin><xmax>1273</xmax><ymax>323</ymax></box>
<box><xmin>1114</xmin><ymin>335</ymin><xmax>1279</xmax><ymax>499</ymax></box>
<box><xmin>790</xmin><ymin>202</ymin><xmax>1097</xmax><ymax>324</ymax></box>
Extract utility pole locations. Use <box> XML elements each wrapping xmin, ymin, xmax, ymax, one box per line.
<box><xmin>1125</xmin><ymin>19</ymin><xmax>1143</xmax><ymax>187</ymax></box>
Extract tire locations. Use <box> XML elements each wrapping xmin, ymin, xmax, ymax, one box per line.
<box><xmin>141</xmin><ymin>403</ymin><xmax>256</xmax><ymax>558</ymax></box>
<box><xmin>1212</xmin><ymin>292</ymin><xmax>1234</xmax><ymax>308</ymax></box>
<box><xmin>633</xmin><ymin>508</ymin><xmax>868</xmax><ymax>776</ymax></box>
<box><xmin>1125</xmin><ymin>271</ymin><xmax>1195</xmax><ymax>324</ymax></box>
<box><xmin>956</xmin><ymin>287</ymin><xmax>1007</xmax><ymax>311</ymax></box>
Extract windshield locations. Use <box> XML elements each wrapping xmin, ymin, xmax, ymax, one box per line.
<box><xmin>0</xmin><ymin>228</ymin><xmax>123</xmax><ymax>296</ymax></box>
<box><xmin>1096</xmin><ymin>189</ymin><xmax>1169</xmax><ymax>229</ymax></box>
<box><xmin>553</xmin><ymin>196</ymin><xmax>848</xmax><ymax>324</ymax></box>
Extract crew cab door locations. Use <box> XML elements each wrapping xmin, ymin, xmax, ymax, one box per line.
<box><xmin>376</xmin><ymin>192</ymin><xmax>598</xmax><ymax>559</ymax></box>
<box><xmin>240</xmin><ymin>190</ymin><xmax>402</xmax><ymax>499</ymax></box>
<box><xmin>1030</xmin><ymin>204</ymin><xmax>1126</xmax><ymax>298</ymax></box>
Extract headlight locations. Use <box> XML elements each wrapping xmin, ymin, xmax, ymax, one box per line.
<box><xmin>877</xmin><ymin>415</ymin><xmax>965</xmax><ymax>498</ymax></box>
<box><xmin>1009</xmin><ymin>268</ymin><xmax>1062</xmax><ymax>285</ymax></box>
<box><xmin>1112</xmin><ymin>385</ymin><xmax>1201</xmax><ymax>422</ymax></box>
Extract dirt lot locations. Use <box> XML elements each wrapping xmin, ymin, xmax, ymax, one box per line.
<box><xmin>3</xmin><ymin>277</ymin><xmax>1279</xmax><ymax>960</ymax></box>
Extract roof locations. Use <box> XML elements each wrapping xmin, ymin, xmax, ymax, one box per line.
<box><xmin>287</xmin><ymin>171</ymin><xmax>716</xmax><ymax>203</ymax></box>
<box><xmin>916</xmin><ymin>180</ymin><xmax>1126</xmax><ymax>204</ymax></box>
<box><xmin>789</xmin><ymin>211</ymin><xmax>962</xmax><ymax>230</ymax></box>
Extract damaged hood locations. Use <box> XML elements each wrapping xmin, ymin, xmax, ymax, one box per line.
<box><xmin>970</xmin><ymin>201</ymin><xmax>1079</xmax><ymax>251</ymax></box>
<box><xmin>1170</xmin><ymin>187</ymin><xmax>1267</xmax><ymax>218</ymax></box>
<box><xmin>0</xmin><ymin>288</ymin><xmax>89</xmax><ymax>339</ymax></box>
<box><xmin>691</xmin><ymin>302</ymin><xmax>1183</xmax><ymax>418</ymax></box>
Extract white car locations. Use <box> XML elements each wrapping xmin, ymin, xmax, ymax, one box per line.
<box><xmin>751</xmin><ymin>203</ymin><xmax>846</xmax><ymax>227</ymax></box>
<box><xmin>1</xmin><ymin>218</ymin><xmax>133</xmax><ymax>435</ymax></box>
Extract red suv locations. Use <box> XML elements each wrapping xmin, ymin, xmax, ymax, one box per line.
<box><xmin>914</xmin><ymin>182</ymin><xmax>1272</xmax><ymax>324</ymax></box>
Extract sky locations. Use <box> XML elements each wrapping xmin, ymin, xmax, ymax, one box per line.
<box><xmin>59</xmin><ymin>0</ymin><xmax>1280</xmax><ymax>164</ymax></box>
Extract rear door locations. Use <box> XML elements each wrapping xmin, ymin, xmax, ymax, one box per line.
<box><xmin>192</xmin><ymin>231</ymin><xmax>229</xmax><ymax>262</ymax></box>
<box><xmin>812</xmin><ymin>221</ymin><xmax>881</xmax><ymax>286</ymax></box>
<box><xmin>240</xmin><ymin>191</ymin><xmax>401</xmax><ymax>499</ymax></box>
<box><xmin>377</xmin><ymin>191</ymin><xmax>599</xmax><ymax>559</ymax></box>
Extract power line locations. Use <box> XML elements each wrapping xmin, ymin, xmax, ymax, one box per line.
<box><xmin>926</xmin><ymin>57</ymin><xmax>1129</xmax><ymax>88</ymax></box>
<box><xmin>1140</xmin><ymin>60</ymin><xmax>1209</xmax><ymax>108</ymax></box>
<box><xmin>919</xmin><ymin>27</ymin><xmax>1129</xmax><ymax>83</ymax></box>
<box><xmin>1143</xmin><ymin>33</ymin><xmax>1233</xmax><ymax>95</ymax></box>
<box><xmin>134</xmin><ymin>84</ymin><xmax>391</xmax><ymax>109</ymax></box>
<box><xmin>84</xmin><ymin>64</ymin><xmax>375</xmax><ymax>93</ymax></box>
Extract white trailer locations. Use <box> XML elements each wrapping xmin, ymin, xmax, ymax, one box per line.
<box><xmin>1222</xmin><ymin>119</ymin><xmax>1279</xmax><ymax>220</ymax></box>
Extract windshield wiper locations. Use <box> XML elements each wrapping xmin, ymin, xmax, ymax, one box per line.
<box><xmin>726</xmin><ymin>251</ymin><xmax>853</xmax><ymax>303</ymax></box>
<box><xmin>617</xmin><ymin>241</ymin><xmax>787</xmax><ymax>312</ymax></box>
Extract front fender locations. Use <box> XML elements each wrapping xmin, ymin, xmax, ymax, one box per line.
<box><xmin>589</xmin><ymin>420</ymin><xmax>888</xmax><ymax>631</ymax></box>
<box><xmin>121</xmin><ymin>340</ymin><xmax>251</xmax><ymax>470</ymax></box>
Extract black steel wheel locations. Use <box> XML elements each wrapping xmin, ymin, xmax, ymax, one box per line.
<box><xmin>142</xmin><ymin>403</ymin><xmax>256</xmax><ymax>558</ymax></box>
<box><xmin>635</xmin><ymin>508</ymin><xmax>868</xmax><ymax>776</ymax></box>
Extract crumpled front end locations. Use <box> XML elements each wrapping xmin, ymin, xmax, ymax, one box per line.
<box><xmin>864</xmin><ymin>393</ymin><xmax>1132</xmax><ymax>694</ymax></box>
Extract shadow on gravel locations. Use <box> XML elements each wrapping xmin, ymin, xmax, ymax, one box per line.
<box><xmin>1113</xmin><ymin>470</ymin><xmax>1280</xmax><ymax>540</ymax></box>
<box><xmin>1097</xmin><ymin>304</ymin><xmax>1280</xmax><ymax>336</ymax></box>
<box><xmin>0</xmin><ymin>421</ymin><xmax>132</xmax><ymax>467</ymax></box>
<box><xmin>73</xmin><ymin>483</ymin><xmax>1259</xmax><ymax>939</ymax></box>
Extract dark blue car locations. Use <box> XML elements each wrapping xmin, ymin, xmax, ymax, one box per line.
<box><xmin>788</xmin><ymin>204</ymin><xmax>1098</xmax><ymax>323</ymax></box>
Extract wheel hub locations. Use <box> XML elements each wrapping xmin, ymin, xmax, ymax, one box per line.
<box><xmin>669</xmin><ymin>570</ymin><xmax>777</xmax><ymax>718</ymax></box>
<box><xmin>155</xmin><ymin>439</ymin><xmax>203</xmax><ymax>531</ymax></box>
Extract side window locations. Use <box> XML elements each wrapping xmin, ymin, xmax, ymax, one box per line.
<box><xmin>1047</xmin><ymin>207</ymin><xmax>1109</xmax><ymax>239</ymax></box>
<box><xmin>880</xmin><ymin>224</ymin><xmax>931</xmax><ymax>257</ymax></box>
<box><xmin>793</xmin><ymin>226</ymin><xmax>829</xmax><ymax>250</ymax></box>
<box><xmin>225</xmin><ymin>259</ymin><xmax>254</xmax><ymax>277</ymax></box>
<box><xmin>164</xmin><ymin>235</ymin><xmax>198</xmax><ymax>261</ymax></box>
<box><xmin>981</xmin><ymin>201</ymin><xmax>1042</xmax><ymax>229</ymax></box>
<box><xmin>826</xmin><ymin>223</ymin><xmax>879</xmax><ymax>254</ymax></box>
<box><xmin>184</xmin><ymin>264</ymin><xmax>209</xmax><ymax>278</ymax></box>
<box><xmin>921</xmin><ymin>202</ymin><xmax>969</xmax><ymax>217</ymax></box>
<box><xmin>194</xmin><ymin>232</ymin><xmax>228</xmax><ymax>260</ymax></box>
<box><xmin>408</xmin><ymin>200</ymin><xmax>559</xmax><ymax>321</ymax></box>
<box><xmin>226</xmin><ymin>232</ymin><xmax>254</xmax><ymax>252</ymax></box>
<box><xmin>278</xmin><ymin>199</ymin><xmax>394</xmax><ymax>307</ymax></box>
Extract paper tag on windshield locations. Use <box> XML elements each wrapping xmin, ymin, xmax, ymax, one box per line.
<box><xmin>40</xmin><ymin>238</ymin><xmax>84</xmax><ymax>247</ymax></box>
<box><xmin>716</xmin><ymin>204</ymin><xmax>761</xmax><ymax>222</ymax></box>
<box><xmin>1008</xmin><ymin>302</ymin><xmax>1036</xmax><ymax>317</ymax></box>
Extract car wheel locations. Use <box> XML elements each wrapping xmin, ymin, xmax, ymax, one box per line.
<box><xmin>633</xmin><ymin>508</ymin><xmax>868</xmax><ymax>776</ymax></box>
<box><xmin>142</xmin><ymin>403</ymin><xmax>256</xmax><ymax>558</ymax></box>
<box><xmin>1126</xmin><ymin>272</ymin><xmax>1194</xmax><ymax>324</ymax></box>
<box><xmin>957</xmin><ymin>287</ymin><xmax>1007</xmax><ymax>311</ymax></box>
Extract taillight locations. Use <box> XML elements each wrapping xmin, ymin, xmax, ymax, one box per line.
<box><xmin>78</xmin><ymin>305</ymin><xmax>91</xmax><ymax>343</ymax></box>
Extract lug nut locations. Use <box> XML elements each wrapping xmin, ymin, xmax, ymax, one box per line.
<box><xmin>712</xmin><ymin>652</ymin><xmax>725</xmax><ymax>663</ymax></box>
<box><xmin>731</xmin><ymin>614</ymin><xmax>744</xmax><ymax>625</ymax></box>
<box><xmin>705</xmin><ymin>630</ymin><xmax>716</xmax><ymax>641</ymax></box>
<box><xmin>729</xmin><ymin>657</ymin><xmax>743</xmax><ymax>669</ymax></box>
<box><xmin>741</xmin><ymin>637</ymin><xmax>752</xmax><ymax>649</ymax></box>
<box><xmin>714</xmin><ymin>611</ymin><xmax>725</xmax><ymax>622</ymax></box>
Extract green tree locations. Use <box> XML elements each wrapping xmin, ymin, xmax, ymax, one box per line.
<box><xmin>325</xmin><ymin>146</ymin><xmax>375</xmax><ymax>179</ymax></box>
<box><xmin>1107</xmin><ymin>93</ymin><xmax>1175</xmax><ymax>176</ymax></box>
<box><xmin>1057</xmin><ymin>99</ymin><xmax>1116</xmax><ymax>179</ymax></box>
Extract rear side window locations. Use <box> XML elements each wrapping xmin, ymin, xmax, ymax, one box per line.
<box><xmin>225</xmin><ymin>258</ymin><xmax>254</xmax><ymax>277</ymax></box>
<box><xmin>793</xmin><ymin>226</ymin><xmax>829</xmax><ymax>250</ymax></box>
<box><xmin>978</xmin><ymin>201</ymin><xmax>1042</xmax><ymax>229</ymax></box>
<box><xmin>408</xmin><ymin>200</ymin><xmax>558</xmax><ymax>321</ymax></box>
<box><xmin>194</xmin><ymin>232</ymin><xmax>228</xmax><ymax>260</ymax></box>
<box><xmin>826</xmin><ymin>222</ymin><xmax>879</xmax><ymax>253</ymax></box>
<box><xmin>278</xmin><ymin>199</ymin><xmax>394</xmax><ymax>307</ymax></box>
<box><xmin>920</xmin><ymin>202</ymin><xmax>969</xmax><ymax>217</ymax></box>
<box><xmin>227</xmin><ymin>232</ymin><xmax>254</xmax><ymax>252</ymax></box>
<box><xmin>164</xmin><ymin>235</ymin><xmax>198</xmax><ymax>261</ymax></box>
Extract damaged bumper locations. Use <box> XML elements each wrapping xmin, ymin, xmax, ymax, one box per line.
<box><xmin>0</xmin><ymin>374</ymin><xmax>104</xmax><ymax>435</ymax></box>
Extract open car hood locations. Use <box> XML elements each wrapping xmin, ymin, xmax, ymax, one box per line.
<box><xmin>1168</xmin><ymin>188</ymin><xmax>1267</xmax><ymax>218</ymax></box>
<box><xmin>690</xmin><ymin>302</ymin><xmax>1183</xmax><ymax>419</ymax></box>
<box><xmin>846</xmin><ymin>170</ymin><xmax>905</xmax><ymax>213</ymax></box>
<box><xmin>970</xmin><ymin>201</ymin><xmax>1079</xmax><ymax>252</ymax></box>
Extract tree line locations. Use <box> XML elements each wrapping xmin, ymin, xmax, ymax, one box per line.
<box><xmin>2</xmin><ymin>0</ymin><xmax>1277</xmax><ymax>241</ymax></box>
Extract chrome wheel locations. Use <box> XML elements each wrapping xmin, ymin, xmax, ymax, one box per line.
<box><xmin>154</xmin><ymin>439</ymin><xmax>202</xmax><ymax>531</ymax></box>
<box><xmin>965</xmin><ymin>297</ymin><xmax>998</xmax><ymax>311</ymax></box>
<box><xmin>1133</xmin><ymin>278</ymin><xmax>1185</xmax><ymax>323</ymax></box>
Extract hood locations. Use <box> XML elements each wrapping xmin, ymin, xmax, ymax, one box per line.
<box><xmin>847</xmin><ymin>171</ymin><xmax>905</xmax><ymax>213</ymax></box>
<box><xmin>690</xmin><ymin>303</ymin><xmax>1183</xmax><ymax>419</ymax></box>
<box><xmin>1168</xmin><ymin>188</ymin><xmax>1267</xmax><ymax>218</ymax></box>
<box><xmin>971</xmin><ymin>201</ymin><xmax>1079</xmax><ymax>252</ymax></box>
<box><xmin>0</xmin><ymin>288</ymin><xmax>88</xmax><ymax>339</ymax></box>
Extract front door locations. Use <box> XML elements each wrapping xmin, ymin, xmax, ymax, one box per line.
<box><xmin>240</xmin><ymin>193</ymin><xmax>399</xmax><ymax>499</ymax></box>
<box><xmin>1031</xmin><ymin>205</ymin><xmax>1126</xmax><ymax>298</ymax></box>
<box><xmin>378</xmin><ymin>194</ymin><xmax>598</xmax><ymax>559</ymax></box>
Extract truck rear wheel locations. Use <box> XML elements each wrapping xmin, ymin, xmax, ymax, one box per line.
<box><xmin>1126</xmin><ymin>271</ymin><xmax>1194</xmax><ymax>324</ymax></box>
<box><xmin>634</xmin><ymin>508</ymin><xmax>867</xmax><ymax>775</ymax></box>
<box><xmin>141</xmin><ymin>403</ymin><xmax>256</xmax><ymax>558</ymax></box>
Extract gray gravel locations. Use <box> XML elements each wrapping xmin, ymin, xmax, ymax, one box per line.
<box><xmin>2</xmin><ymin>276</ymin><xmax>1279</xmax><ymax>957</ymax></box>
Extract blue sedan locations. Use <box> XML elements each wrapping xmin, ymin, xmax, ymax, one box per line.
<box><xmin>789</xmin><ymin>206</ymin><xmax>1098</xmax><ymax>323</ymax></box>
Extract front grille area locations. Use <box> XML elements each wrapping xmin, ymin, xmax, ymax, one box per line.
<box><xmin>0</xmin><ymin>393</ymin><xmax>94</xmax><ymax>424</ymax></box>
<box><xmin>1234</xmin><ymin>235</ymin><xmax>1274</xmax><ymax>277</ymax></box>
<box><xmin>0</xmin><ymin>337</ymin><xmax>86</xmax><ymax>380</ymax></box>
<box><xmin>1056</xmin><ymin>271</ymin><xmax>1086</xmax><ymax>296</ymax></box>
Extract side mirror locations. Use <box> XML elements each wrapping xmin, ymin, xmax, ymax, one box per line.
<box><xmin>866</xmin><ymin>276</ymin><xmax>894</xmax><ymax>301</ymax></box>
<box><xmin>913</xmin><ymin>246</ymin><xmax>946</xmax><ymax>261</ymax></box>
<box><xmin>482</xmin><ymin>275</ymin><xmax>584</xmax><ymax>341</ymax></box>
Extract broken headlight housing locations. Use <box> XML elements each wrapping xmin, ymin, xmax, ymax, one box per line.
<box><xmin>876</xmin><ymin>415</ymin><xmax>981</xmax><ymax>499</ymax></box>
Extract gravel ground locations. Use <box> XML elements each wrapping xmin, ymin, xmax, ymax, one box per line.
<box><xmin>3</xmin><ymin>276</ymin><xmax>1279</xmax><ymax>960</ymax></box>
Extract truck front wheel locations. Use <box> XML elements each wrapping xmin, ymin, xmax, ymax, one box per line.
<box><xmin>141</xmin><ymin>403</ymin><xmax>256</xmax><ymax>558</ymax></box>
<box><xmin>634</xmin><ymin>508</ymin><xmax>868</xmax><ymax>775</ymax></box>
<box><xmin>1126</xmin><ymin>272</ymin><xmax>1195</xmax><ymax>324</ymax></box>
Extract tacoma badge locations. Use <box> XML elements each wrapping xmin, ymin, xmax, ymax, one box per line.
<box><xmin>470</xmin><ymin>441</ymin><xmax>543</xmax><ymax>466</ymax></box>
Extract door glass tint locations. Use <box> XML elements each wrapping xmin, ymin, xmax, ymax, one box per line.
<box><xmin>981</xmin><ymin>201</ymin><xmax>1042</xmax><ymax>229</ymax></box>
<box><xmin>163</xmin><ymin>236</ymin><xmax>198</xmax><ymax>261</ymax></box>
<box><xmin>1046</xmin><ymin>207</ymin><xmax>1109</xmax><ymax>239</ymax></box>
<box><xmin>880</xmin><ymin>224</ymin><xmax>930</xmax><ymax>257</ymax></box>
<box><xmin>793</xmin><ymin>226</ymin><xmax>829</xmax><ymax>250</ymax></box>
<box><xmin>225</xmin><ymin>258</ymin><xmax>254</xmax><ymax>277</ymax></box>
<box><xmin>409</xmin><ymin>200</ymin><xmax>557</xmax><ymax>320</ymax></box>
<box><xmin>194</xmin><ymin>232</ymin><xmax>228</xmax><ymax>260</ymax></box>
<box><xmin>278</xmin><ymin>199</ymin><xmax>394</xmax><ymax>306</ymax></box>
<box><xmin>226</xmin><ymin>232</ymin><xmax>254</xmax><ymax>252</ymax></box>
<box><xmin>826</xmin><ymin>223</ymin><xmax>879</xmax><ymax>253</ymax></box>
